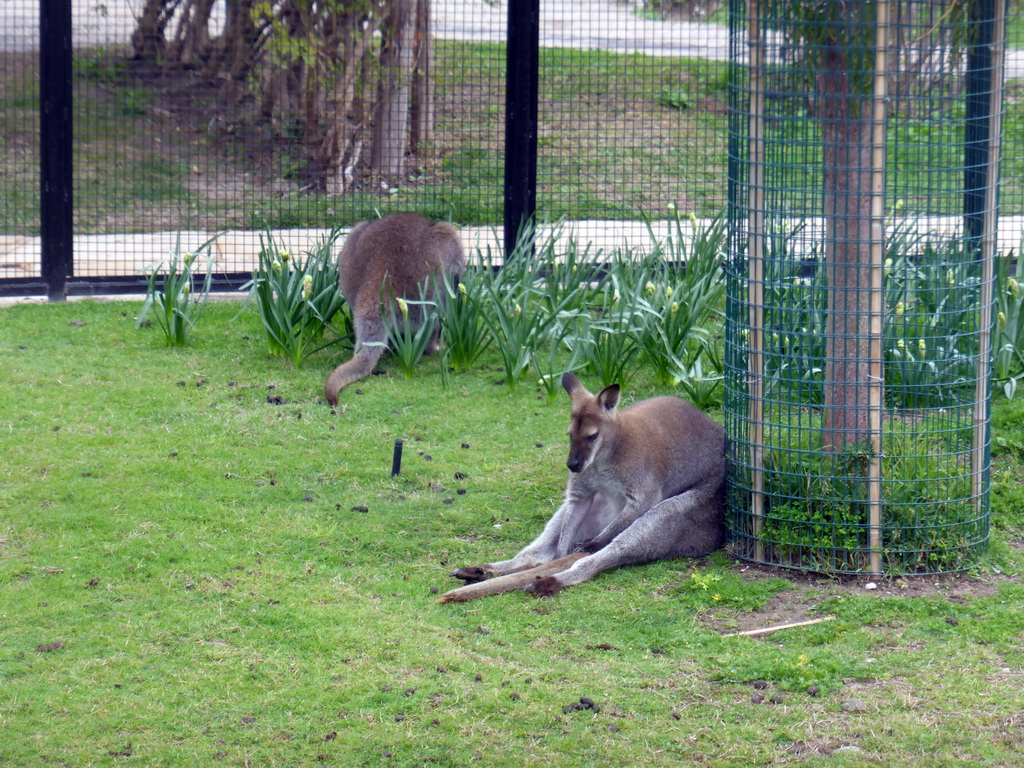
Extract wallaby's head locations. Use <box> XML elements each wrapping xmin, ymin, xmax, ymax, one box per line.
<box><xmin>561</xmin><ymin>373</ymin><xmax>620</xmax><ymax>474</ymax></box>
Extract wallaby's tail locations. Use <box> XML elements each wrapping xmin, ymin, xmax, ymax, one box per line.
<box><xmin>324</xmin><ymin>346</ymin><xmax>384</xmax><ymax>404</ymax></box>
<box><xmin>324</xmin><ymin>313</ymin><xmax>386</xmax><ymax>405</ymax></box>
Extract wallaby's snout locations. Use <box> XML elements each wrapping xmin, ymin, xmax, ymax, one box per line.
<box><xmin>566</xmin><ymin>449</ymin><xmax>586</xmax><ymax>474</ymax></box>
<box><xmin>562</xmin><ymin>373</ymin><xmax>619</xmax><ymax>475</ymax></box>
<box><xmin>565</xmin><ymin>423</ymin><xmax>600</xmax><ymax>473</ymax></box>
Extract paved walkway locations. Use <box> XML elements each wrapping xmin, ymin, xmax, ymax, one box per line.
<box><xmin>0</xmin><ymin>220</ymin><xmax>679</xmax><ymax>285</ymax></box>
<box><xmin>3</xmin><ymin>217</ymin><xmax>1021</xmax><ymax>297</ymax></box>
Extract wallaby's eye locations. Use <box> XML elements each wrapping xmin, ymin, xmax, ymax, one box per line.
<box><xmin>586</xmin><ymin>433</ymin><xmax>599</xmax><ymax>443</ymax></box>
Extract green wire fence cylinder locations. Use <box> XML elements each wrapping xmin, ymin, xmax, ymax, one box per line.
<box><xmin>724</xmin><ymin>0</ymin><xmax>1005</xmax><ymax>575</ymax></box>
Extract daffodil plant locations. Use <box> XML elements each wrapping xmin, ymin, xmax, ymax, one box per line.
<box><xmin>242</xmin><ymin>228</ymin><xmax>349</xmax><ymax>366</ymax></box>
<box><xmin>137</xmin><ymin>235</ymin><xmax>218</xmax><ymax>346</ymax></box>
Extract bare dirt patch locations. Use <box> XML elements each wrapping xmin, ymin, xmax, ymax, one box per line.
<box><xmin>697</xmin><ymin>559</ymin><xmax>1019</xmax><ymax>637</ymax></box>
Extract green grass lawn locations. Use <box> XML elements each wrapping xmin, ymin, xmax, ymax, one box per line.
<box><xmin>2</xmin><ymin>300</ymin><xmax>1024</xmax><ymax>767</ymax></box>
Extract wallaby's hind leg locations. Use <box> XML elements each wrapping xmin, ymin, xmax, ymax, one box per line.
<box><xmin>525</xmin><ymin>485</ymin><xmax>724</xmax><ymax>597</ymax></box>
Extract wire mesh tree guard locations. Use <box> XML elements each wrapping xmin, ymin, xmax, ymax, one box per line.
<box><xmin>725</xmin><ymin>0</ymin><xmax>1005</xmax><ymax>575</ymax></box>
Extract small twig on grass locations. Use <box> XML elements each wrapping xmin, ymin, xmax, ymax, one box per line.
<box><xmin>722</xmin><ymin>616</ymin><xmax>835</xmax><ymax>638</ymax></box>
<box><xmin>436</xmin><ymin>553</ymin><xmax>588</xmax><ymax>603</ymax></box>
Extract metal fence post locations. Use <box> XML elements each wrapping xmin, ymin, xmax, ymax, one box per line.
<box><xmin>503</xmin><ymin>0</ymin><xmax>539</xmax><ymax>260</ymax></box>
<box><xmin>963</xmin><ymin>0</ymin><xmax>998</xmax><ymax>249</ymax></box>
<box><xmin>39</xmin><ymin>0</ymin><xmax>74</xmax><ymax>302</ymax></box>
<box><xmin>971</xmin><ymin>0</ymin><xmax>1005</xmax><ymax>510</ymax></box>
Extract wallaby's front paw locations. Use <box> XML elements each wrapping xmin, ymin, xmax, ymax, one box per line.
<box><xmin>449</xmin><ymin>566</ymin><xmax>492</xmax><ymax>584</ymax></box>
<box><xmin>524</xmin><ymin>575</ymin><xmax>564</xmax><ymax>598</ymax></box>
<box><xmin>574</xmin><ymin>539</ymin><xmax>605</xmax><ymax>554</ymax></box>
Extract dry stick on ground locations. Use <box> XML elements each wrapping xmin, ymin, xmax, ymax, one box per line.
<box><xmin>436</xmin><ymin>553</ymin><xmax>589</xmax><ymax>603</ymax></box>
<box><xmin>722</xmin><ymin>616</ymin><xmax>836</xmax><ymax>638</ymax></box>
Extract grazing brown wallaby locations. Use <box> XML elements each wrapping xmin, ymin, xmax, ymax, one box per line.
<box><xmin>446</xmin><ymin>373</ymin><xmax>725</xmax><ymax>600</ymax></box>
<box><xmin>324</xmin><ymin>213</ymin><xmax>465</xmax><ymax>405</ymax></box>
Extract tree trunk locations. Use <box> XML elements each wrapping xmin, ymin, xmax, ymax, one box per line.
<box><xmin>409</xmin><ymin>0</ymin><xmax>434</xmax><ymax>154</ymax></box>
<box><xmin>130</xmin><ymin>0</ymin><xmax>176</xmax><ymax>61</ymax></box>
<box><xmin>818</xmin><ymin>41</ymin><xmax>875</xmax><ymax>452</ymax></box>
<box><xmin>129</xmin><ymin>0</ymin><xmax>433</xmax><ymax>193</ymax></box>
<box><xmin>323</xmin><ymin>17</ymin><xmax>378</xmax><ymax>194</ymax></box>
<box><xmin>169</xmin><ymin>0</ymin><xmax>216</xmax><ymax>65</ymax></box>
<box><xmin>371</xmin><ymin>0</ymin><xmax>417</xmax><ymax>179</ymax></box>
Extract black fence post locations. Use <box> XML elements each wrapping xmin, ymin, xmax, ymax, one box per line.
<box><xmin>963</xmin><ymin>0</ymin><xmax>996</xmax><ymax>252</ymax></box>
<box><xmin>503</xmin><ymin>0</ymin><xmax>539</xmax><ymax>260</ymax></box>
<box><xmin>40</xmin><ymin>0</ymin><xmax>74</xmax><ymax>302</ymax></box>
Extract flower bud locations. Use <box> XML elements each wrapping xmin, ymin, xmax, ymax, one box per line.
<box><xmin>1009</xmin><ymin>277</ymin><xmax>1020</xmax><ymax>300</ymax></box>
<box><xmin>396</xmin><ymin>297</ymin><xmax>409</xmax><ymax>321</ymax></box>
<box><xmin>302</xmin><ymin>274</ymin><xmax>313</xmax><ymax>300</ymax></box>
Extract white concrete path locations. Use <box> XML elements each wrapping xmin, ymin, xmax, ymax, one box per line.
<box><xmin>3</xmin><ymin>217</ymin><xmax>1021</xmax><ymax>292</ymax></box>
<box><xmin>0</xmin><ymin>220</ymin><xmax>677</xmax><ymax>283</ymax></box>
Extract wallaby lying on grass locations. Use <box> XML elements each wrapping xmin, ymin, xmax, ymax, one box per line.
<box><xmin>324</xmin><ymin>213</ymin><xmax>465</xmax><ymax>405</ymax></box>
<box><xmin>445</xmin><ymin>373</ymin><xmax>725</xmax><ymax>600</ymax></box>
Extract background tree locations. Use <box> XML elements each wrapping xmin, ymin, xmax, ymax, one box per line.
<box><xmin>781</xmin><ymin>0</ymin><xmax>971</xmax><ymax>451</ymax></box>
<box><xmin>130</xmin><ymin>0</ymin><xmax>434</xmax><ymax>193</ymax></box>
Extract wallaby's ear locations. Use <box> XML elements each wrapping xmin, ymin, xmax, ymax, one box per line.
<box><xmin>561</xmin><ymin>372</ymin><xmax>583</xmax><ymax>397</ymax></box>
<box><xmin>596</xmin><ymin>384</ymin><xmax>620</xmax><ymax>413</ymax></box>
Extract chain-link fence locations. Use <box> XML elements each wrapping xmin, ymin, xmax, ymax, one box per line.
<box><xmin>1</xmin><ymin>0</ymin><xmax>743</xmax><ymax>298</ymax></box>
<box><xmin>725</xmin><ymin>0</ymin><xmax>1004</xmax><ymax>575</ymax></box>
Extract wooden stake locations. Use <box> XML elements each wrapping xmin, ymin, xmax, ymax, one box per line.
<box><xmin>436</xmin><ymin>553</ymin><xmax>588</xmax><ymax>603</ymax></box>
<box><xmin>867</xmin><ymin>0</ymin><xmax>890</xmax><ymax>576</ymax></box>
<box><xmin>722</xmin><ymin>616</ymin><xmax>835</xmax><ymax>638</ymax></box>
